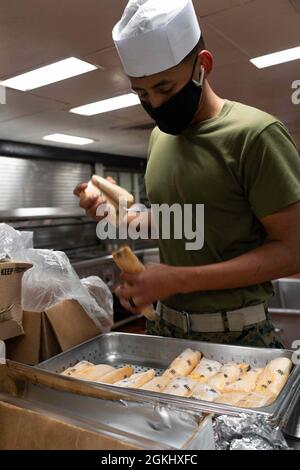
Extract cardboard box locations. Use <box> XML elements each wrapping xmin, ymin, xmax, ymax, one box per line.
<box><xmin>0</xmin><ymin>401</ymin><xmax>142</xmax><ymax>450</ymax></box>
<box><xmin>0</xmin><ymin>261</ymin><xmax>32</xmax><ymax>341</ymax></box>
<box><xmin>46</xmin><ymin>299</ymin><xmax>102</xmax><ymax>351</ymax></box>
<box><xmin>6</xmin><ymin>299</ymin><xmax>102</xmax><ymax>365</ymax></box>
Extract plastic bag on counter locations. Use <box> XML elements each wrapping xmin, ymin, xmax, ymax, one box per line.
<box><xmin>81</xmin><ymin>276</ymin><xmax>113</xmax><ymax>321</ymax></box>
<box><xmin>21</xmin><ymin>249</ymin><xmax>113</xmax><ymax>332</ymax></box>
<box><xmin>213</xmin><ymin>414</ymin><xmax>290</xmax><ymax>451</ymax></box>
<box><xmin>0</xmin><ymin>223</ymin><xmax>33</xmax><ymax>260</ymax></box>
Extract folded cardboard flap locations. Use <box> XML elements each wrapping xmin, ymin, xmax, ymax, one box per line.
<box><xmin>40</xmin><ymin>313</ymin><xmax>62</xmax><ymax>361</ymax></box>
<box><xmin>5</xmin><ymin>310</ymin><xmax>60</xmax><ymax>366</ymax></box>
<box><xmin>0</xmin><ymin>261</ymin><xmax>32</xmax><ymax>341</ymax></box>
<box><xmin>46</xmin><ymin>299</ymin><xmax>101</xmax><ymax>352</ymax></box>
<box><xmin>6</xmin><ymin>299</ymin><xmax>102</xmax><ymax>366</ymax></box>
<box><xmin>0</xmin><ymin>318</ymin><xmax>24</xmax><ymax>342</ymax></box>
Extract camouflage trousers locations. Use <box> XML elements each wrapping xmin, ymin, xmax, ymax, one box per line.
<box><xmin>146</xmin><ymin>310</ymin><xmax>284</xmax><ymax>349</ymax></box>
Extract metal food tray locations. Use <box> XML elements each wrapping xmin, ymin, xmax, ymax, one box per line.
<box><xmin>37</xmin><ymin>333</ymin><xmax>300</xmax><ymax>425</ymax></box>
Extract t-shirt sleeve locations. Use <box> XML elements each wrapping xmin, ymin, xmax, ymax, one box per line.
<box><xmin>241</xmin><ymin>121</ymin><xmax>300</xmax><ymax>219</ymax></box>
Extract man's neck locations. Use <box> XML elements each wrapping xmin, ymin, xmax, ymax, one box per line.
<box><xmin>191</xmin><ymin>82</ymin><xmax>226</xmax><ymax>126</ymax></box>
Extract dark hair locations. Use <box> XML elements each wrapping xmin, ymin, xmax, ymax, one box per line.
<box><xmin>182</xmin><ymin>37</ymin><xmax>206</xmax><ymax>63</ymax></box>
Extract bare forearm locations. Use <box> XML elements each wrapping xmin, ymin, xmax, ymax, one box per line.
<box><xmin>176</xmin><ymin>241</ymin><xmax>300</xmax><ymax>294</ymax></box>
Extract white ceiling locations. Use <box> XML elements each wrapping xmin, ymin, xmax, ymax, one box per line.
<box><xmin>0</xmin><ymin>0</ymin><xmax>299</xmax><ymax>158</ymax></box>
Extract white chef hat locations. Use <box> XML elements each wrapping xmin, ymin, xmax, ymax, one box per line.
<box><xmin>113</xmin><ymin>0</ymin><xmax>201</xmax><ymax>77</ymax></box>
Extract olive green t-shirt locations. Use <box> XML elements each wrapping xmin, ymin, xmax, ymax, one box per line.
<box><xmin>145</xmin><ymin>100</ymin><xmax>300</xmax><ymax>313</ymax></box>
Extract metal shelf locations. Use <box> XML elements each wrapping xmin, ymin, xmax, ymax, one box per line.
<box><xmin>0</xmin><ymin>207</ymin><xmax>86</xmax><ymax>221</ymax></box>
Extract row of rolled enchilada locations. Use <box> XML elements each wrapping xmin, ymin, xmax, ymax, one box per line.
<box><xmin>61</xmin><ymin>348</ymin><xmax>293</xmax><ymax>409</ymax></box>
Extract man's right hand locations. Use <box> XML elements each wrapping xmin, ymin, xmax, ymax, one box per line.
<box><xmin>73</xmin><ymin>177</ymin><xmax>116</xmax><ymax>222</ymax></box>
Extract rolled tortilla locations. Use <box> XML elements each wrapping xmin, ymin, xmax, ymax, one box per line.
<box><xmin>239</xmin><ymin>363</ymin><xmax>251</xmax><ymax>375</ymax></box>
<box><xmin>163</xmin><ymin>377</ymin><xmax>197</xmax><ymax>397</ymax></box>
<box><xmin>214</xmin><ymin>392</ymin><xmax>248</xmax><ymax>406</ymax></box>
<box><xmin>237</xmin><ymin>391</ymin><xmax>276</xmax><ymax>408</ymax></box>
<box><xmin>208</xmin><ymin>362</ymin><xmax>243</xmax><ymax>391</ymax></box>
<box><xmin>97</xmin><ymin>365</ymin><xmax>134</xmax><ymax>384</ymax></box>
<box><xmin>74</xmin><ymin>364</ymin><xmax>115</xmax><ymax>382</ymax></box>
<box><xmin>114</xmin><ymin>369</ymin><xmax>155</xmax><ymax>389</ymax></box>
<box><xmin>141</xmin><ymin>375</ymin><xmax>172</xmax><ymax>393</ymax></box>
<box><xmin>62</xmin><ymin>361</ymin><xmax>94</xmax><ymax>377</ymax></box>
<box><xmin>112</xmin><ymin>246</ymin><xmax>157</xmax><ymax>320</ymax></box>
<box><xmin>224</xmin><ymin>367</ymin><xmax>264</xmax><ymax>393</ymax></box>
<box><xmin>191</xmin><ymin>383</ymin><xmax>221</xmax><ymax>402</ymax></box>
<box><xmin>163</xmin><ymin>349</ymin><xmax>201</xmax><ymax>380</ymax></box>
<box><xmin>92</xmin><ymin>175</ymin><xmax>134</xmax><ymax>207</ymax></box>
<box><xmin>189</xmin><ymin>358</ymin><xmax>222</xmax><ymax>382</ymax></box>
<box><xmin>255</xmin><ymin>357</ymin><xmax>293</xmax><ymax>397</ymax></box>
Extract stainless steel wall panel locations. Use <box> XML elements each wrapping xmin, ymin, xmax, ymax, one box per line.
<box><xmin>0</xmin><ymin>157</ymin><xmax>92</xmax><ymax>210</ymax></box>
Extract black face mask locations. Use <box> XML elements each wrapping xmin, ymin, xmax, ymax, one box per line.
<box><xmin>140</xmin><ymin>59</ymin><xmax>204</xmax><ymax>136</ymax></box>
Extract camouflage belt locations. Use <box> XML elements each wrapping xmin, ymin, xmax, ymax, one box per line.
<box><xmin>158</xmin><ymin>302</ymin><xmax>267</xmax><ymax>334</ymax></box>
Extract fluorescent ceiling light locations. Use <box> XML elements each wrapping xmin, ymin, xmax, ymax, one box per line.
<box><xmin>0</xmin><ymin>57</ymin><xmax>97</xmax><ymax>91</ymax></box>
<box><xmin>43</xmin><ymin>134</ymin><xmax>94</xmax><ymax>146</ymax></box>
<box><xmin>251</xmin><ymin>46</ymin><xmax>300</xmax><ymax>69</ymax></box>
<box><xmin>70</xmin><ymin>93</ymin><xmax>140</xmax><ymax>116</ymax></box>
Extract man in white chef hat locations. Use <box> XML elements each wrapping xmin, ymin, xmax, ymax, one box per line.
<box><xmin>113</xmin><ymin>0</ymin><xmax>211</xmax><ymax>136</ymax></box>
<box><xmin>76</xmin><ymin>0</ymin><xmax>300</xmax><ymax>348</ymax></box>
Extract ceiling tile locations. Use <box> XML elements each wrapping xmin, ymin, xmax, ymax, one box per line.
<box><xmin>0</xmin><ymin>88</ymin><xmax>64</xmax><ymax>123</ymax></box>
<box><xmin>204</xmin><ymin>0</ymin><xmax>300</xmax><ymax>57</ymax></box>
<box><xmin>193</xmin><ymin>0</ymin><xmax>251</xmax><ymax>17</ymax></box>
<box><xmin>0</xmin><ymin>0</ymin><xmax>128</xmax><ymax>79</ymax></box>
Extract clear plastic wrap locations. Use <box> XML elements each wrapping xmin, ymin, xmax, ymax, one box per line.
<box><xmin>213</xmin><ymin>414</ymin><xmax>290</xmax><ymax>451</ymax></box>
<box><xmin>0</xmin><ymin>223</ymin><xmax>33</xmax><ymax>260</ymax></box>
<box><xmin>81</xmin><ymin>276</ymin><xmax>113</xmax><ymax>312</ymax></box>
<box><xmin>21</xmin><ymin>249</ymin><xmax>113</xmax><ymax>332</ymax></box>
<box><xmin>0</xmin><ymin>224</ymin><xmax>113</xmax><ymax>332</ymax></box>
<box><xmin>80</xmin><ymin>276</ymin><xmax>114</xmax><ymax>331</ymax></box>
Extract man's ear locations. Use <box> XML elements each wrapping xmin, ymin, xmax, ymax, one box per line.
<box><xmin>198</xmin><ymin>50</ymin><xmax>213</xmax><ymax>76</ymax></box>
